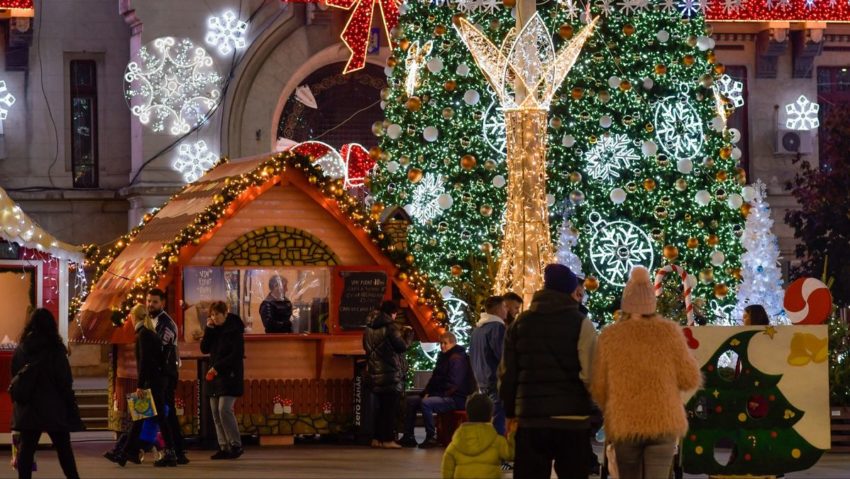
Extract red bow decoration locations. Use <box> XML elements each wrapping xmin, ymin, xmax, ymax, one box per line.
<box><xmin>341</xmin><ymin>143</ymin><xmax>375</xmax><ymax>188</ymax></box>
<box><xmin>326</xmin><ymin>0</ymin><xmax>400</xmax><ymax>74</ymax></box>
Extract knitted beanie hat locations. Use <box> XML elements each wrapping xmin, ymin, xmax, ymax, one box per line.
<box><xmin>543</xmin><ymin>263</ymin><xmax>578</xmax><ymax>295</ymax></box>
<box><xmin>465</xmin><ymin>393</ymin><xmax>494</xmax><ymax>423</ymax></box>
<box><xmin>620</xmin><ymin>266</ymin><xmax>657</xmax><ymax>315</ymax></box>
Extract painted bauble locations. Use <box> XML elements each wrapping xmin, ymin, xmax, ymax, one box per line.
<box><xmin>460</xmin><ymin>155</ymin><xmax>477</xmax><ymax>170</ymax></box>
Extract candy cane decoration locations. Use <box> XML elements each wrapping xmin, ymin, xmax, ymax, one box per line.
<box><xmin>654</xmin><ymin>264</ymin><xmax>695</xmax><ymax>326</ymax></box>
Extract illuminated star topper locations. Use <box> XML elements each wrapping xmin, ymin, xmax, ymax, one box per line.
<box><xmin>453</xmin><ymin>13</ymin><xmax>598</xmax><ymax>109</ymax></box>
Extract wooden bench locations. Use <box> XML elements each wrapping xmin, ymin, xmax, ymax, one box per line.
<box><xmin>436</xmin><ymin>410</ymin><xmax>468</xmax><ymax>447</ymax></box>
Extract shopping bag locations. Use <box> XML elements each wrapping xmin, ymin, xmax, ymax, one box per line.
<box><xmin>605</xmin><ymin>443</ymin><xmax>619</xmax><ymax>479</ymax></box>
<box><xmin>127</xmin><ymin>389</ymin><xmax>157</xmax><ymax>421</ymax></box>
<box><xmin>10</xmin><ymin>432</ymin><xmax>36</xmax><ymax>472</ymax></box>
<box><xmin>139</xmin><ymin>405</ymin><xmax>169</xmax><ymax>444</ymax></box>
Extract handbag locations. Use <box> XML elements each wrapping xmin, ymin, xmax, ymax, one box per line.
<box><xmin>606</xmin><ymin>443</ymin><xmax>620</xmax><ymax>479</ymax></box>
<box><xmin>127</xmin><ymin>389</ymin><xmax>158</xmax><ymax>421</ymax></box>
<box><xmin>8</xmin><ymin>360</ymin><xmax>42</xmax><ymax>403</ymax></box>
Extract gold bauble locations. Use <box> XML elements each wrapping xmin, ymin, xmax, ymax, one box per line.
<box><xmin>584</xmin><ymin>276</ymin><xmax>600</xmax><ymax>292</ymax></box>
<box><xmin>484</xmin><ymin>159</ymin><xmax>497</xmax><ymax>171</ymax></box>
<box><xmin>369</xmin><ymin>146</ymin><xmax>383</xmax><ymax>161</ymax></box>
<box><xmin>559</xmin><ymin>24</ymin><xmax>574</xmax><ymax>39</ymax></box>
<box><xmin>569</xmin><ymin>171</ymin><xmax>583</xmax><ymax>183</ymax></box>
<box><xmin>434</xmin><ymin>24</ymin><xmax>447</xmax><ymax>36</ymax></box>
<box><xmin>168</xmin><ymin>255</ymin><xmax>179</xmax><ymax>264</ymax></box>
<box><xmin>699</xmin><ymin>268</ymin><xmax>715</xmax><ymax>284</ymax></box>
<box><xmin>405</xmin><ymin>254</ymin><xmax>415</xmax><ymax>264</ymax></box>
<box><xmin>714</xmin><ymin>283</ymin><xmax>729</xmax><ymax>299</ymax></box>
<box><xmin>715</xmin><ymin>171</ymin><xmax>728</xmax><ymax>182</ymax></box>
<box><xmin>371</xmin><ymin>202</ymin><xmax>385</xmax><ymax>215</ymax></box>
<box><xmin>450</xmin><ymin>264</ymin><xmax>463</xmax><ymax>276</ymax></box>
<box><xmin>405</xmin><ymin>96</ymin><xmax>422</xmax><ymax>112</ymax></box>
<box><xmin>442</xmin><ymin>107</ymin><xmax>454</xmax><ymax>119</ymax></box>
<box><xmin>741</xmin><ymin>203</ymin><xmax>751</xmax><ymax>217</ymax></box>
<box><xmin>719</xmin><ymin>146</ymin><xmax>732</xmax><ymax>159</ymax></box>
<box><xmin>626</xmin><ymin>181</ymin><xmax>638</xmax><ymax>193</ymax></box>
<box><xmin>619</xmin><ymin>80</ymin><xmax>632</xmax><ymax>91</ymax></box>
<box><xmin>480</xmin><ymin>242</ymin><xmax>493</xmax><ymax>253</ymax></box>
<box><xmin>387</xmin><ymin>56</ymin><xmax>398</xmax><ymax>68</ymax></box>
<box><xmin>550</xmin><ymin>117</ymin><xmax>563</xmax><ymax>129</ymax></box>
<box><xmin>663</xmin><ymin>245</ymin><xmax>679</xmax><ymax>260</ymax></box>
<box><xmin>397</xmin><ymin>272</ymin><xmax>408</xmax><ymax>281</ymax></box>
<box><xmin>460</xmin><ymin>154</ymin><xmax>477</xmax><ymax>170</ymax></box>
<box><xmin>654</xmin><ymin>63</ymin><xmax>667</xmax><ymax>75</ymax></box>
<box><xmin>687</xmin><ymin>237</ymin><xmax>699</xmax><ymax>249</ymax></box>
<box><xmin>623</xmin><ymin>24</ymin><xmax>636</xmax><ymax>35</ymax></box>
<box><xmin>735</xmin><ymin>167</ymin><xmax>747</xmax><ymax>185</ymax></box>
<box><xmin>571</xmin><ymin>87</ymin><xmax>584</xmax><ymax>100</ymax></box>
<box><xmin>503</xmin><ymin>0</ymin><xmax>516</xmax><ymax>7</ymax></box>
<box><xmin>706</xmin><ymin>234</ymin><xmax>720</xmax><ymax>247</ymax></box>
<box><xmin>682</xmin><ymin>54</ymin><xmax>695</xmax><ymax>67</ymax></box>
<box><xmin>444</xmin><ymin>80</ymin><xmax>457</xmax><ymax>92</ymax></box>
<box><xmin>598</xmin><ymin>90</ymin><xmax>610</xmax><ymax>103</ymax></box>
<box><xmin>714</xmin><ymin>63</ymin><xmax>726</xmax><ymax>75</ymax></box>
<box><xmin>399</xmin><ymin>38</ymin><xmax>411</xmax><ymax>51</ymax></box>
<box><xmin>643</xmin><ymin>178</ymin><xmax>656</xmax><ymax>191</ymax></box>
<box><xmin>407</xmin><ymin>168</ymin><xmax>423</xmax><ymax>183</ymax></box>
<box><xmin>730</xmin><ymin>267</ymin><xmax>742</xmax><ymax>280</ymax></box>
<box><xmin>479</xmin><ymin>204</ymin><xmax>493</xmax><ymax>217</ymax></box>
<box><xmin>645</xmin><ymin>123</ymin><xmax>654</xmax><ymax>133</ymax></box>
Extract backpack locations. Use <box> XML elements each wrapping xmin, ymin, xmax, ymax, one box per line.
<box><xmin>8</xmin><ymin>359</ymin><xmax>42</xmax><ymax>403</ymax></box>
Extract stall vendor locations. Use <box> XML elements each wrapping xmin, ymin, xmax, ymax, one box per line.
<box><xmin>260</xmin><ymin>275</ymin><xmax>293</xmax><ymax>333</ymax></box>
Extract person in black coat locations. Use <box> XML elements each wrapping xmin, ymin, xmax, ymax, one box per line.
<box><xmin>200</xmin><ymin>301</ymin><xmax>245</xmax><ymax>459</ymax></box>
<box><xmin>362</xmin><ymin>301</ymin><xmax>411</xmax><ymax>448</ymax></box>
<box><xmin>259</xmin><ymin>275</ymin><xmax>293</xmax><ymax>333</ymax></box>
<box><xmin>108</xmin><ymin>304</ymin><xmax>177</xmax><ymax>468</ymax></box>
<box><xmin>400</xmin><ymin>332</ymin><xmax>475</xmax><ymax>449</ymax></box>
<box><xmin>11</xmin><ymin>308</ymin><xmax>82</xmax><ymax>479</ymax></box>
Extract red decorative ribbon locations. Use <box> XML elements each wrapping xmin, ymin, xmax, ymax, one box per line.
<box><xmin>326</xmin><ymin>0</ymin><xmax>400</xmax><ymax>74</ymax></box>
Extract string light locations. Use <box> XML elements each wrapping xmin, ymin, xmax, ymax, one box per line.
<box><xmin>705</xmin><ymin>0</ymin><xmax>850</xmax><ymax>21</ymax></box>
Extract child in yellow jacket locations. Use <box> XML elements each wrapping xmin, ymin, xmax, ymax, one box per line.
<box><xmin>441</xmin><ymin>394</ymin><xmax>515</xmax><ymax>479</ymax></box>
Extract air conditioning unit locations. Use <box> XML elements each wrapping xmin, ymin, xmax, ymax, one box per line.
<box><xmin>776</xmin><ymin>128</ymin><xmax>814</xmax><ymax>155</ymax></box>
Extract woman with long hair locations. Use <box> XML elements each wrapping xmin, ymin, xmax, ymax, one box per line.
<box><xmin>11</xmin><ymin>308</ymin><xmax>82</xmax><ymax>479</ymax></box>
<box><xmin>591</xmin><ymin>267</ymin><xmax>703</xmax><ymax>479</ymax></box>
<box><xmin>743</xmin><ymin>304</ymin><xmax>770</xmax><ymax>326</ymax></box>
<box><xmin>200</xmin><ymin>301</ymin><xmax>245</xmax><ymax>459</ymax></box>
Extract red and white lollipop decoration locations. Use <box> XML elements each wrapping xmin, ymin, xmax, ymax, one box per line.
<box><xmin>654</xmin><ymin>264</ymin><xmax>695</xmax><ymax>326</ymax></box>
<box><xmin>784</xmin><ymin>277</ymin><xmax>832</xmax><ymax>325</ymax></box>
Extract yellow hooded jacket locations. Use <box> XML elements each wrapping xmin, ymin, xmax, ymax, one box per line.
<box><xmin>441</xmin><ymin>422</ymin><xmax>514</xmax><ymax>479</ymax></box>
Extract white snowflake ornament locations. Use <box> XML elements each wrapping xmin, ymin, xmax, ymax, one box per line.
<box><xmin>654</xmin><ymin>88</ymin><xmax>704</xmax><ymax>160</ymax></box>
<box><xmin>174</xmin><ymin>140</ymin><xmax>218</xmax><ymax>183</ymax></box>
<box><xmin>206</xmin><ymin>11</ymin><xmax>248</xmax><ymax>56</ymax></box>
<box><xmin>584</xmin><ymin>134</ymin><xmax>640</xmax><ymax>182</ymax></box>
<box><xmin>716</xmin><ymin>74</ymin><xmax>745</xmax><ymax>108</ymax></box>
<box><xmin>0</xmin><ymin>80</ymin><xmax>15</xmax><ymax>120</ymax></box>
<box><xmin>588</xmin><ymin>212</ymin><xmax>655</xmax><ymax>287</ymax></box>
<box><xmin>409</xmin><ymin>173</ymin><xmax>446</xmax><ymax>223</ymax></box>
<box><xmin>785</xmin><ymin>95</ymin><xmax>819</xmax><ymax>131</ymax></box>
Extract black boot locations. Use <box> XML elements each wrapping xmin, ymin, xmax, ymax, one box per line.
<box><xmin>228</xmin><ymin>446</ymin><xmax>244</xmax><ymax>459</ymax></box>
<box><xmin>153</xmin><ymin>449</ymin><xmax>177</xmax><ymax>467</ymax></box>
<box><xmin>210</xmin><ymin>449</ymin><xmax>230</xmax><ymax>460</ymax></box>
<box><xmin>104</xmin><ymin>451</ymin><xmax>127</xmax><ymax>467</ymax></box>
<box><xmin>397</xmin><ymin>435</ymin><xmax>417</xmax><ymax>448</ymax></box>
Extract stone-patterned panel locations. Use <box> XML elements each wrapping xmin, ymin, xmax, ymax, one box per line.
<box><xmin>214</xmin><ymin>226</ymin><xmax>340</xmax><ymax>266</ymax></box>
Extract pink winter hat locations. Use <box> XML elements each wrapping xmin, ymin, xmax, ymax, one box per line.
<box><xmin>620</xmin><ymin>266</ymin><xmax>657</xmax><ymax>315</ymax></box>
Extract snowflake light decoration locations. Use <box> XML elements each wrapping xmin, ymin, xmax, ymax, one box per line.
<box><xmin>173</xmin><ymin>140</ymin><xmax>218</xmax><ymax>183</ymax></box>
<box><xmin>0</xmin><ymin>80</ymin><xmax>15</xmax><ymax>120</ymax></box>
<box><xmin>206</xmin><ymin>10</ymin><xmax>248</xmax><ymax>56</ymax></box>
<box><xmin>785</xmin><ymin>94</ymin><xmax>819</xmax><ymax>131</ymax></box>
<box><xmin>482</xmin><ymin>100</ymin><xmax>506</xmax><ymax>158</ymax></box>
<box><xmin>408</xmin><ymin>173</ymin><xmax>445</xmax><ymax>223</ymax></box>
<box><xmin>678</xmin><ymin>0</ymin><xmax>703</xmax><ymax>16</ymax></box>
<box><xmin>454</xmin><ymin>0</ymin><xmax>500</xmax><ymax>13</ymax></box>
<box><xmin>716</xmin><ymin>74</ymin><xmax>744</xmax><ymax>108</ymax></box>
<box><xmin>588</xmin><ymin>213</ymin><xmax>655</xmax><ymax>287</ymax></box>
<box><xmin>584</xmin><ymin>133</ymin><xmax>640</xmax><ymax>182</ymax></box>
<box><xmin>420</xmin><ymin>295</ymin><xmax>470</xmax><ymax>364</ymax></box>
<box><xmin>654</xmin><ymin>89</ymin><xmax>704</xmax><ymax>160</ymax></box>
<box><xmin>124</xmin><ymin>37</ymin><xmax>222</xmax><ymax>135</ymax></box>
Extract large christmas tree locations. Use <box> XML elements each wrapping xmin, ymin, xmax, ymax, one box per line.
<box><xmin>371</xmin><ymin>0</ymin><xmax>745</xmax><ymax>327</ymax></box>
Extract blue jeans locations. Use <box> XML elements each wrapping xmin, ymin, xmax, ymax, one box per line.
<box><xmin>404</xmin><ymin>395</ymin><xmax>457</xmax><ymax>438</ymax></box>
<box><xmin>480</xmin><ymin>386</ymin><xmax>506</xmax><ymax>435</ymax></box>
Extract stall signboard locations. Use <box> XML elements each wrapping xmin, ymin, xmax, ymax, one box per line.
<box><xmin>182</xmin><ymin>267</ymin><xmax>226</xmax><ymax>341</ymax></box>
<box><xmin>333</xmin><ymin>266</ymin><xmax>391</xmax><ymax>331</ymax></box>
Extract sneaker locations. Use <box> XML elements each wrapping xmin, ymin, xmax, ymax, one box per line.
<box><xmin>228</xmin><ymin>446</ymin><xmax>244</xmax><ymax>459</ymax></box>
<box><xmin>153</xmin><ymin>450</ymin><xmax>177</xmax><ymax>467</ymax></box>
<box><xmin>397</xmin><ymin>435</ymin><xmax>418</xmax><ymax>448</ymax></box>
<box><xmin>417</xmin><ymin>436</ymin><xmax>441</xmax><ymax>449</ymax></box>
<box><xmin>176</xmin><ymin>453</ymin><xmax>190</xmax><ymax>465</ymax></box>
<box><xmin>211</xmin><ymin>449</ymin><xmax>230</xmax><ymax>460</ymax></box>
<box><xmin>501</xmin><ymin>462</ymin><xmax>514</xmax><ymax>472</ymax></box>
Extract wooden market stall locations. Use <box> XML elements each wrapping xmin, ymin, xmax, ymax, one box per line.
<box><xmin>72</xmin><ymin>149</ymin><xmax>443</xmax><ymax>441</ymax></box>
<box><xmin>0</xmin><ymin>186</ymin><xmax>85</xmax><ymax>440</ymax></box>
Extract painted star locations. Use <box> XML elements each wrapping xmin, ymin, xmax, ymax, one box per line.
<box><xmin>763</xmin><ymin>325</ymin><xmax>778</xmax><ymax>339</ymax></box>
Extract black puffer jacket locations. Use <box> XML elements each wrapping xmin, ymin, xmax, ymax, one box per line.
<box><xmin>424</xmin><ymin>344</ymin><xmax>476</xmax><ymax>409</ymax></box>
<box><xmin>200</xmin><ymin>313</ymin><xmax>245</xmax><ymax>397</ymax></box>
<box><xmin>135</xmin><ymin>324</ymin><xmax>166</xmax><ymax>391</ymax></box>
<box><xmin>11</xmin><ymin>335</ymin><xmax>82</xmax><ymax>432</ymax></box>
<box><xmin>362</xmin><ymin>311</ymin><xmax>410</xmax><ymax>393</ymax></box>
<box><xmin>499</xmin><ymin>288</ymin><xmax>593</xmax><ymax>423</ymax></box>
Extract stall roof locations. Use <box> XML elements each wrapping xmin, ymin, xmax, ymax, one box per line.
<box><xmin>0</xmin><ymin>186</ymin><xmax>84</xmax><ymax>263</ymax></box>
<box><xmin>73</xmin><ymin>152</ymin><xmax>442</xmax><ymax>344</ymax></box>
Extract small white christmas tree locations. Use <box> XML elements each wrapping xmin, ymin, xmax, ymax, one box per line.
<box><xmin>556</xmin><ymin>204</ymin><xmax>585</xmax><ymax>277</ymax></box>
<box><xmin>735</xmin><ymin>180</ymin><xmax>785</xmax><ymax>321</ymax></box>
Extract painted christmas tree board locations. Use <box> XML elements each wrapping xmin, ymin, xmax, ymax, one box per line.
<box><xmin>681</xmin><ymin>325</ymin><xmax>829</xmax><ymax>476</ymax></box>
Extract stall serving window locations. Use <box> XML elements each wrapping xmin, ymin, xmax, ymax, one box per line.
<box><xmin>182</xmin><ymin>266</ymin><xmax>330</xmax><ymax>339</ymax></box>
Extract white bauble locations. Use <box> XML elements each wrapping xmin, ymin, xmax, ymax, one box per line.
<box><xmin>608</xmin><ymin>76</ymin><xmax>621</xmax><ymax>89</ymax></box>
<box><xmin>423</xmin><ymin>126</ymin><xmax>439</xmax><ymax>142</ymax></box>
<box><xmin>426</xmin><ymin>57</ymin><xmax>443</xmax><ymax>73</ymax></box>
<box><xmin>729</xmin><ymin>128</ymin><xmax>741</xmax><ymax>143</ymax></box>
<box><xmin>386</xmin><ymin>124</ymin><xmax>402</xmax><ymax>140</ymax></box>
<box><xmin>463</xmin><ymin>90</ymin><xmax>480</xmax><ymax>105</ymax></box>
<box><xmin>727</xmin><ymin>193</ymin><xmax>743</xmax><ymax>209</ymax></box>
<box><xmin>642</xmin><ymin>140</ymin><xmax>658</xmax><ymax>156</ymax></box>
<box><xmin>710</xmin><ymin>250</ymin><xmax>726</xmax><ymax>266</ymax></box>
<box><xmin>657</xmin><ymin>30</ymin><xmax>670</xmax><ymax>42</ymax></box>
<box><xmin>741</xmin><ymin>186</ymin><xmax>756</xmax><ymax>202</ymax></box>
<box><xmin>492</xmin><ymin>175</ymin><xmax>506</xmax><ymax>188</ymax></box>
<box><xmin>731</xmin><ymin>147</ymin><xmax>742</xmax><ymax>160</ymax></box>
<box><xmin>695</xmin><ymin>190</ymin><xmax>711</xmax><ymax>206</ymax></box>
<box><xmin>386</xmin><ymin>160</ymin><xmax>400</xmax><ymax>173</ymax></box>
<box><xmin>677</xmin><ymin>159</ymin><xmax>694</xmax><ymax>174</ymax></box>
<box><xmin>711</xmin><ymin>116</ymin><xmax>725</xmax><ymax>132</ymax></box>
<box><xmin>437</xmin><ymin>193</ymin><xmax>453</xmax><ymax>210</ymax></box>
<box><xmin>546</xmin><ymin>194</ymin><xmax>555</xmax><ymax>207</ymax></box>
<box><xmin>643</xmin><ymin>77</ymin><xmax>654</xmax><ymax>90</ymax></box>
<box><xmin>562</xmin><ymin>134</ymin><xmax>576</xmax><ymax>147</ymax></box>
<box><xmin>685</xmin><ymin>274</ymin><xmax>698</xmax><ymax>289</ymax></box>
<box><xmin>696</xmin><ymin>36</ymin><xmax>712</xmax><ymax>51</ymax></box>
<box><xmin>610</xmin><ymin>188</ymin><xmax>627</xmax><ymax>204</ymax></box>
<box><xmin>440</xmin><ymin>286</ymin><xmax>454</xmax><ymax>298</ymax></box>
<box><xmin>456</xmin><ymin>64</ymin><xmax>470</xmax><ymax>77</ymax></box>
<box><xmin>600</xmin><ymin>116</ymin><xmax>612</xmax><ymax>128</ymax></box>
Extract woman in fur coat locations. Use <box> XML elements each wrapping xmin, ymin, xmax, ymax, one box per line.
<box><xmin>590</xmin><ymin>266</ymin><xmax>702</xmax><ymax>479</ymax></box>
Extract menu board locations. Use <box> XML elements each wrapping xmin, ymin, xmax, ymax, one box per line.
<box><xmin>337</xmin><ymin>270</ymin><xmax>390</xmax><ymax>330</ymax></box>
<box><xmin>182</xmin><ymin>267</ymin><xmax>225</xmax><ymax>341</ymax></box>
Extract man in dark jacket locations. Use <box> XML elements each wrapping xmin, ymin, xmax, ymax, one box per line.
<box><xmin>147</xmin><ymin>288</ymin><xmax>188</xmax><ymax>464</ymax></box>
<box><xmin>499</xmin><ymin>264</ymin><xmax>598</xmax><ymax>479</ymax></box>
<box><xmin>362</xmin><ymin>301</ymin><xmax>411</xmax><ymax>448</ymax></box>
<box><xmin>260</xmin><ymin>275</ymin><xmax>293</xmax><ymax>333</ymax></box>
<box><xmin>400</xmin><ymin>332</ymin><xmax>474</xmax><ymax>449</ymax></box>
<box><xmin>469</xmin><ymin>295</ymin><xmax>507</xmax><ymax>435</ymax></box>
